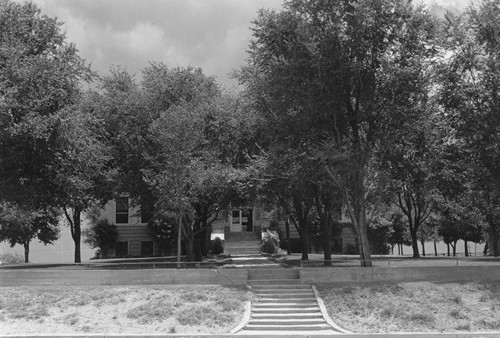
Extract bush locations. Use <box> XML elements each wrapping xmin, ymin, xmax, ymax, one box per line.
<box><xmin>148</xmin><ymin>215</ymin><xmax>176</xmax><ymax>256</ymax></box>
<box><xmin>261</xmin><ymin>230</ymin><xmax>280</xmax><ymax>254</ymax></box>
<box><xmin>211</xmin><ymin>237</ymin><xmax>224</xmax><ymax>255</ymax></box>
<box><xmin>0</xmin><ymin>252</ymin><xmax>24</xmax><ymax>265</ymax></box>
<box><xmin>344</xmin><ymin>243</ymin><xmax>359</xmax><ymax>255</ymax></box>
<box><xmin>83</xmin><ymin>219</ymin><xmax>118</xmax><ymax>258</ymax></box>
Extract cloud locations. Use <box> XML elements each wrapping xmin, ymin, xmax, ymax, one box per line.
<box><xmin>30</xmin><ymin>0</ymin><xmax>282</xmax><ymax>88</ymax></box>
<box><xmin>24</xmin><ymin>0</ymin><xmax>472</xmax><ymax>89</ymax></box>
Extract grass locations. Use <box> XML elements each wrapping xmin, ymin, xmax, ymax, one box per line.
<box><xmin>319</xmin><ymin>281</ymin><xmax>500</xmax><ymax>333</ymax></box>
<box><xmin>0</xmin><ymin>285</ymin><xmax>251</xmax><ymax>335</ymax></box>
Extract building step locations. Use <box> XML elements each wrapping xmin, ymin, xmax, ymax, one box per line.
<box><xmin>256</xmin><ymin>293</ymin><xmax>315</xmax><ymax>299</ymax></box>
<box><xmin>251</xmin><ymin>284</ymin><xmax>311</xmax><ymax>291</ymax></box>
<box><xmin>258</xmin><ymin>297</ymin><xmax>317</xmax><ymax>304</ymax></box>
<box><xmin>248</xmin><ymin>318</ymin><xmax>327</xmax><ymax>325</ymax></box>
<box><xmin>225</xmin><ymin>232</ymin><xmax>261</xmax><ymax>241</ymax></box>
<box><xmin>251</xmin><ymin>313</ymin><xmax>323</xmax><ymax>319</ymax></box>
<box><xmin>252</xmin><ymin>302</ymin><xmax>319</xmax><ymax>308</ymax></box>
<box><xmin>251</xmin><ymin>307</ymin><xmax>321</xmax><ymax>313</ymax></box>
<box><xmin>248</xmin><ymin>271</ymin><xmax>299</xmax><ymax>280</ymax></box>
<box><xmin>248</xmin><ymin>279</ymin><xmax>302</xmax><ymax>285</ymax></box>
<box><xmin>225</xmin><ymin>241</ymin><xmax>260</xmax><ymax>246</ymax></box>
<box><xmin>242</xmin><ymin>324</ymin><xmax>332</xmax><ymax>331</ymax></box>
<box><xmin>253</xmin><ymin>290</ymin><xmax>313</xmax><ymax>294</ymax></box>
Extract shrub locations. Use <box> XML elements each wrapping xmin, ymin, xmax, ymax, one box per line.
<box><xmin>83</xmin><ymin>219</ymin><xmax>118</xmax><ymax>258</ymax></box>
<box><xmin>261</xmin><ymin>230</ymin><xmax>280</xmax><ymax>254</ymax></box>
<box><xmin>147</xmin><ymin>215</ymin><xmax>176</xmax><ymax>256</ymax></box>
<box><xmin>211</xmin><ymin>237</ymin><xmax>224</xmax><ymax>255</ymax></box>
<box><xmin>344</xmin><ymin>243</ymin><xmax>359</xmax><ymax>255</ymax></box>
<box><xmin>0</xmin><ymin>252</ymin><xmax>24</xmax><ymax>265</ymax></box>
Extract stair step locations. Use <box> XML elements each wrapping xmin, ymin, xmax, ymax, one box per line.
<box><xmin>249</xmin><ymin>275</ymin><xmax>299</xmax><ymax>280</ymax></box>
<box><xmin>249</xmin><ymin>279</ymin><xmax>302</xmax><ymax>285</ymax></box>
<box><xmin>248</xmin><ymin>318</ymin><xmax>326</xmax><ymax>325</ymax></box>
<box><xmin>242</xmin><ymin>324</ymin><xmax>332</xmax><ymax>331</ymax></box>
<box><xmin>253</xmin><ymin>302</ymin><xmax>319</xmax><ymax>307</ymax></box>
<box><xmin>249</xmin><ymin>269</ymin><xmax>298</xmax><ymax>274</ymax></box>
<box><xmin>252</xmin><ymin>307</ymin><xmax>321</xmax><ymax>313</ymax></box>
<box><xmin>251</xmin><ymin>285</ymin><xmax>311</xmax><ymax>290</ymax></box>
<box><xmin>251</xmin><ymin>313</ymin><xmax>323</xmax><ymax>319</ymax></box>
<box><xmin>258</xmin><ymin>298</ymin><xmax>317</xmax><ymax>304</ymax></box>
<box><xmin>255</xmin><ymin>292</ymin><xmax>314</xmax><ymax>298</ymax></box>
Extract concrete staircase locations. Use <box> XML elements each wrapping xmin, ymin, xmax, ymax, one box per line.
<box><xmin>239</xmin><ymin>268</ymin><xmax>340</xmax><ymax>334</ymax></box>
<box><xmin>224</xmin><ymin>232</ymin><xmax>261</xmax><ymax>255</ymax></box>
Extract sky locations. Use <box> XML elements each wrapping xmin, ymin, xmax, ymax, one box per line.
<box><xmin>23</xmin><ymin>0</ymin><xmax>472</xmax><ymax>90</ymax></box>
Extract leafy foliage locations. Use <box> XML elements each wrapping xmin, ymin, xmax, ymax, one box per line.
<box><xmin>260</xmin><ymin>230</ymin><xmax>280</xmax><ymax>255</ymax></box>
<box><xmin>0</xmin><ymin>201</ymin><xmax>59</xmax><ymax>262</ymax></box>
<box><xmin>210</xmin><ymin>237</ymin><xmax>224</xmax><ymax>255</ymax></box>
<box><xmin>82</xmin><ymin>219</ymin><xmax>118</xmax><ymax>253</ymax></box>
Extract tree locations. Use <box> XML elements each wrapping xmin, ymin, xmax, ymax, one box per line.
<box><xmin>0</xmin><ymin>0</ymin><xmax>92</xmax><ymax>204</ymax></box>
<box><xmin>0</xmin><ymin>202</ymin><xmax>59</xmax><ymax>263</ymax></box>
<box><xmin>46</xmin><ymin>105</ymin><xmax>115</xmax><ymax>263</ymax></box>
<box><xmin>147</xmin><ymin>102</ymin><xmax>212</xmax><ymax>263</ymax></box>
<box><xmin>0</xmin><ymin>1</ymin><xmax>97</xmax><ymax>263</ymax></box>
<box><xmin>253</xmin><ymin>145</ymin><xmax>318</xmax><ymax>261</ymax></box>
<box><xmin>240</xmin><ymin>0</ymin><xmax>438</xmax><ymax>266</ymax></box>
<box><xmin>437</xmin><ymin>0</ymin><xmax>500</xmax><ymax>256</ymax></box>
<box><xmin>387</xmin><ymin>212</ymin><xmax>412</xmax><ymax>255</ymax></box>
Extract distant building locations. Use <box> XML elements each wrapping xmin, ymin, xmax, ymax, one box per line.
<box><xmin>98</xmin><ymin>198</ymin><xmax>359</xmax><ymax>258</ymax></box>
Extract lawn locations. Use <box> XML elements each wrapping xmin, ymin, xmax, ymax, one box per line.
<box><xmin>0</xmin><ymin>285</ymin><xmax>251</xmax><ymax>335</ymax></box>
<box><xmin>319</xmin><ymin>281</ymin><xmax>500</xmax><ymax>333</ymax></box>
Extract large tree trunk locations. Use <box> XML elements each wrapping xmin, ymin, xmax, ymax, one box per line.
<box><xmin>434</xmin><ymin>239</ymin><xmax>438</xmax><ymax>256</ymax></box>
<box><xmin>64</xmin><ymin>206</ymin><xmax>82</xmax><ymax>263</ymax></box>
<box><xmin>410</xmin><ymin>228</ymin><xmax>420</xmax><ymax>258</ymax></box>
<box><xmin>357</xmin><ymin>219</ymin><xmax>372</xmax><ymax>267</ymax></box>
<box><xmin>23</xmin><ymin>241</ymin><xmax>30</xmax><ymax>263</ymax></box>
<box><xmin>291</xmin><ymin>195</ymin><xmax>311</xmax><ymax>261</ymax></box>
<box><xmin>185</xmin><ymin>236</ymin><xmax>195</xmax><ymax>262</ymax></box>
<box><xmin>198</xmin><ymin>228</ymin><xmax>208</xmax><ymax>257</ymax></box>
<box><xmin>446</xmin><ymin>243</ymin><xmax>450</xmax><ymax>256</ymax></box>
<box><xmin>451</xmin><ymin>240</ymin><xmax>457</xmax><ymax>256</ymax></box>
<box><xmin>420</xmin><ymin>239</ymin><xmax>426</xmax><ymax>256</ymax></box>
<box><xmin>464</xmin><ymin>240</ymin><xmax>469</xmax><ymax>257</ymax></box>
<box><xmin>74</xmin><ymin>209</ymin><xmax>82</xmax><ymax>263</ymax></box>
<box><xmin>323</xmin><ymin>220</ymin><xmax>332</xmax><ymax>267</ymax></box>
<box><xmin>346</xmin><ymin>179</ymin><xmax>372</xmax><ymax>267</ymax></box>
<box><xmin>300</xmin><ymin>225</ymin><xmax>309</xmax><ymax>261</ymax></box>
<box><xmin>177</xmin><ymin>212</ymin><xmax>182</xmax><ymax>268</ymax></box>
<box><xmin>315</xmin><ymin>194</ymin><xmax>333</xmax><ymax>267</ymax></box>
<box><xmin>285</xmin><ymin>219</ymin><xmax>291</xmax><ymax>255</ymax></box>
<box><xmin>487</xmin><ymin>214</ymin><xmax>499</xmax><ymax>256</ymax></box>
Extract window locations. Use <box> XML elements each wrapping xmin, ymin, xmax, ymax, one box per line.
<box><xmin>115</xmin><ymin>241</ymin><xmax>128</xmax><ymax>257</ymax></box>
<box><xmin>141</xmin><ymin>241</ymin><xmax>154</xmax><ymax>257</ymax></box>
<box><xmin>115</xmin><ymin>197</ymin><xmax>129</xmax><ymax>224</ymax></box>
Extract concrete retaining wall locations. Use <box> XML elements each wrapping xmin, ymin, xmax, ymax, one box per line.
<box><xmin>300</xmin><ymin>265</ymin><xmax>500</xmax><ymax>284</ymax></box>
<box><xmin>2</xmin><ymin>333</ymin><xmax>500</xmax><ymax>338</ymax></box>
<box><xmin>0</xmin><ymin>268</ymin><xmax>248</xmax><ymax>287</ymax></box>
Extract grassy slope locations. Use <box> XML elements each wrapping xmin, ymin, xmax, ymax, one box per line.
<box><xmin>319</xmin><ymin>281</ymin><xmax>500</xmax><ymax>333</ymax></box>
<box><xmin>0</xmin><ymin>285</ymin><xmax>251</xmax><ymax>335</ymax></box>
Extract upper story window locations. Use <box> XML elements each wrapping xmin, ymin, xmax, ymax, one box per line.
<box><xmin>115</xmin><ymin>197</ymin><xmax>129</xmax><ymax>224</ymax></box>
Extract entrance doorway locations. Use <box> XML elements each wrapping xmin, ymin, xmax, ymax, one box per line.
<box><xmin>230</xmin><ymin>208</ymin><xmax>253</xmax><ymax>232</ymax></box>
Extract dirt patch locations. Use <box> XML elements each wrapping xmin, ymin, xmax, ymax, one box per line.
<box><xmin>319</xmin><ymin>281</ymin><xmax>500</xmax><ymax>333</ymax></box>
<box><xmin>0</xmin><ymin>285</ymin><xmax>250</xmax><ymax>335</ymax></box>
